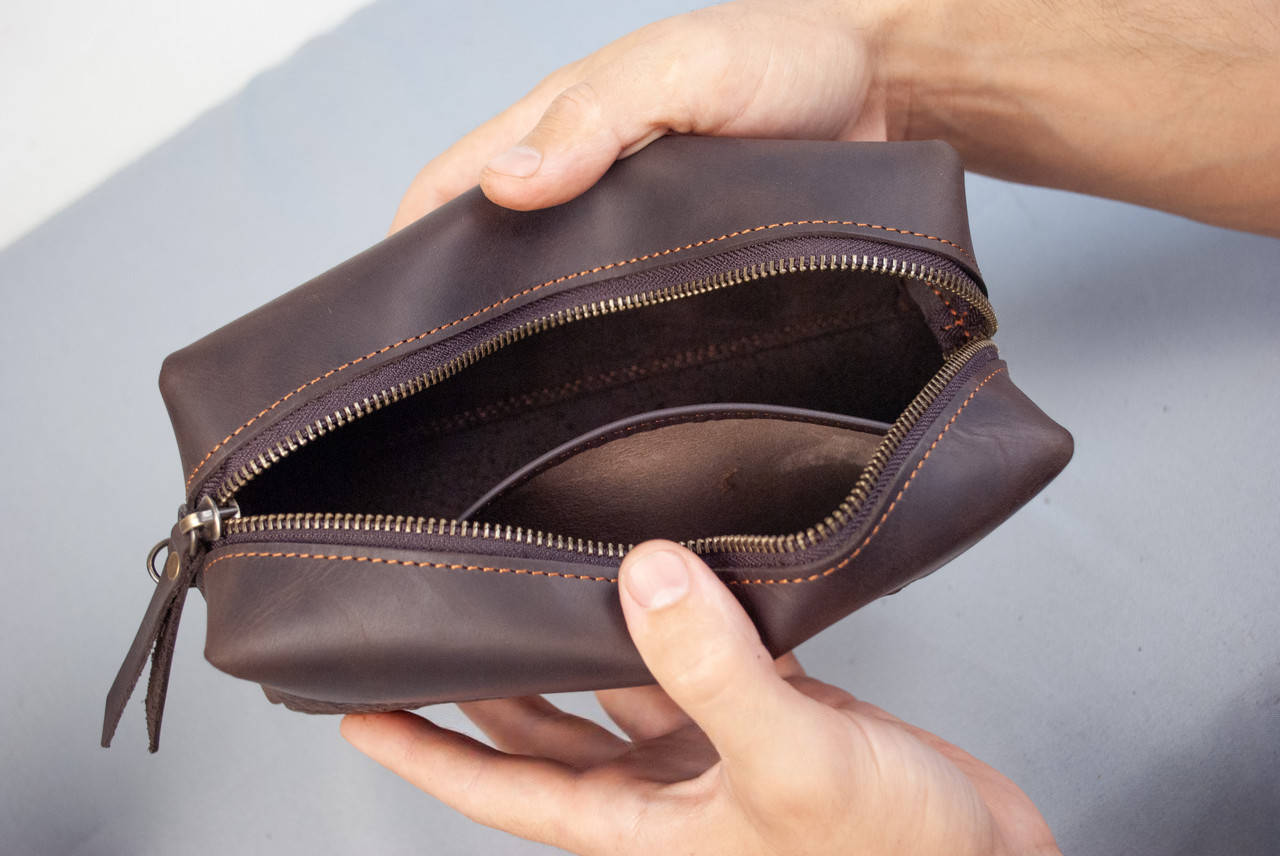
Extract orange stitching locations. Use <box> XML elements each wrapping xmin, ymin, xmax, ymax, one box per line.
<box><xmin>203</xmin><ymin>550</ymin><xmax>617</xmax><ymax>583</ymax></box>
<box><xmin>725</xmin><ymin>367</ymin><xmax>1005</xmax><ymax>584</ymax></box>
<box><xmin>203</xmin><ymin>368</ymin><xmax>1005</xmax><ymax>587</ymax></box>
<box><xmin>184</xmin><ymin>219</ymin><xmax>975</xmax><ymax>490</ymax></box>
<box><xmin>931</xmin><ymin>287</ymin><xmax>973</xmax><ymax>341</ymax></box>
<box><xmin>425</xmin><ymin>307</ymin><xmax>876</xmax><ymax>435</ymax></box>
<box><xmin>932</xmin><ymin>286</ymin><xmax>962</xmax><ymax>324</ymax></box>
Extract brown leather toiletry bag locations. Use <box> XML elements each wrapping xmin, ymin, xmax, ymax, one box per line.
<box><xmin>104</xmin><ymin>136</ymin><xmax>1073</xmax><ymax>751</ymax></box>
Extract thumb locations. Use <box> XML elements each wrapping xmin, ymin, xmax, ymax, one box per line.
<box><xmin>479</xmin><ymin>78</ymin><xmax>672</xmax><ymax>211</ymax></box>
<box><xmin>618</xmin><ymin>540</ymin><xmax>825</xmax><ymax>780</ymax></box>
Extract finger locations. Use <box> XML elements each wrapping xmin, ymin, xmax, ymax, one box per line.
<box><xmin>479</xmin><ymin>72</ymin><xmax>685</xmax><ymax>212</ymax></box>
<box><xmin>388</xmin><ymin>70</ymin><xmax>573</xmax><ymax>232</ymax></box>
<box><xmin>788</xmin><ymin>674</ymin><xmax>861</xmax><ymax>709</ymax></box>
<box><xmin>475</xmin><ymin>5</ymin><xmax>855</xmax><ymax>212</ymax></box>
<box><xmin>617</xmin><ymin>541</ymin><xmax>831</xmax><ymax>785</ymax></box>
<box><xmin>458</xmin><ymin>695</ymin><xmax>628</xmax><ymax>768</ymax></box>
<box><xmin>609</xmin><ymin>724</ymin><xmax>721</xmax><ymax>784</ymax></box>
<box><xmin>595</xmin><ymin>683</ymin><xmax>691</xmax><ymax>742</ymax></box>
<box><xmin>597</xmin><ymin>652</ymin><xmax>801</xmax><ymax>741</ymax></box>
<box><xmin>395</xmin><ymin>17</ymin><xmax>714</xmax><ymax>222</ymax></box>
<box><xmin>774</xmin><ymin>651</ymin><xmax>805</xmax><ymax>678</ymax></box>
<box><xmin>340</xmin><ymin>711</ymin><xmax>599</xmax><ymax>850</ymax></box>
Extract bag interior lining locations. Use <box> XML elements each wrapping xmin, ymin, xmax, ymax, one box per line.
<box><xmin>233</xmin><ymin>268</ymin><xmax>943</xmax><ymax>525</ymax></box>
<box><xmin>468</xmin><ymin>412</ymin><xmax>887</xmax><ymax>542</ymax></box>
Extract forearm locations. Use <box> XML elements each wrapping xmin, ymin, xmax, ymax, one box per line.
<box><xmin>872</xmin><ymin>0</ymin><xmax>1280</xmax><ymax>235</ymax></box>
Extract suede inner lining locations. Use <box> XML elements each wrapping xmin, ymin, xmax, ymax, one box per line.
<box><xmin>234</xmin><ymin>269</ymin><xmax>943</xmax><ymax>522</ymax></box>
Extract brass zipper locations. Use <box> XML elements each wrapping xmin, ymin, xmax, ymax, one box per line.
<box><xmin>212</xmin><ymin>253</ymin><xmax>994</xmax><ymax>508</ymax></box>
<box><xmin>221</xmin><ymin>335</ymin><xmax>994</xmax><ymax>557</ymax></box>
<box><xmin>208</xmin><ymin>250</ymin><xmax>995</xmax><ymax>557</ymax></box>
<box><xmin>225</xmin><ymin>512</ymin><xmax>637</xmax><ymax>558</ymax></box>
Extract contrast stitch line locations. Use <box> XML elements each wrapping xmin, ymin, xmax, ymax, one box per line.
<box><xmin>428</xmin><ymin>306</ymin><xmax>873</xmax><ymax>436</ymax></box>
<box><xmin>203</xmin><ymin>551</ymin><xmax>617</xmax><ymax>583</ymax></box>
<box><xmin>931</xmin><ymin>286</ymin><xmax>972</xmax><ymax>341</ymax></box>
<box><xmin>183</xmin><ymin>218</ymin><xmax>975</xmax><ymax>490</ymax></box>
<box><xmin>203</xmin><ymin>369</ymin><xmax>1005</xmax><ymax>587</ymax></box>
<box><xmin>725</xmin><ymin>367</ymin><xmax>1006</xmax><ymax>585</ymax></box>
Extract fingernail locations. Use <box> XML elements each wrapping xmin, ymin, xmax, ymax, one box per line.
<box><xmin>485</xmin><ymin>144</ymin><xmax>542</xmax><ymax>178</ymax></box>
<box><xmin>623</xmin><ymin>549</ymin><xmax>690</xmax><ymax>610</ymax></box>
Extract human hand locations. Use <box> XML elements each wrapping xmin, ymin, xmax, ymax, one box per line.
<box><xmin>390</xmin><ymin>0</ymin><xmax>1280</xmax><ymax>237</ymax></box>
<box><xmin>389</xmin><ymin>0</ymin><xmax>890</xmax><ymax>230</ymax></box>
<box><xmin>341</xmin><ymin>540</ymin><xmax>1062</xmax><ymax>855</ymax></box>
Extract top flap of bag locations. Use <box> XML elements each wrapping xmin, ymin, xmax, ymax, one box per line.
<box><xmin>160</xmin><ymin>137</ymin><xmax>980</xmax><ymax>499</ymax></box>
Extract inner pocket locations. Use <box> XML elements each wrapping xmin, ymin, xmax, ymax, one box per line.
<box><xmin>233</xmin><ymin>267</ymin><xmax>943</xmax><ymax>522</ymax></box>
<box><xmin>461</xmin><ymin>406</ymin><xmax>889</xmax><ymax>543</ymax></box>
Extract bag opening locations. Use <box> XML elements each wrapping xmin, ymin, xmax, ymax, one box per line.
<box><xmin>232</xmin><ymin>266</ymin><xmax>945</xmax><ymax>534</ymax></box>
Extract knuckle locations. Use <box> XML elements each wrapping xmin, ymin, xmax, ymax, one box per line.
<box><xmin>662</xmin><ymin>637</ymin><xmax>743</xmax><ymax>709</ymax></box>
<box><xmin>531</xmin><ymin>62</ymin><xmax>576</xmax><ymax>96</ymax></box>
<box><xmin>583</xmin><ymin>790</ymin><xmax>650</xmax><ymax>856</ymax></box>
<box><xmin>522</xmin><ymin>775</ymin><xmax>582</xmax><ymax>847</ymax></box>
<box><xmin>539</xmin><ymin>80</ymin><xmax>604</xmax><ymax>131</ymax></box>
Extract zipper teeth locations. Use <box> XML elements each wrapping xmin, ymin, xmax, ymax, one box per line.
<box><xmin>684</xmin><ymin>335</ymin><xmax>993</xmax><ymax>554</ymax></box>
<box><xmin>221</xmin><ymin>334</ymin><xmax>996</xmax><ymax>556</ymax></box>
<box><xmin>213</xmin><ymin>253</ymin><xmax>994</xmax><ymax>506</ymax></box>
<box><xmin>223</xmin><ymin>513</ymin><xmax>636</xmax><ymax>559</ymax></box>
<box><xmin>214</xmin><ymin>253</ymin><xmax>995</xmax><ymax>555</ymax></box>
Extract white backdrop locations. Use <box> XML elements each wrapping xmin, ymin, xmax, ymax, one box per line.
<box><xmin>0</xmin><ymin>0</ymin><xmax>372</xmax><ymax>248</ymax></box>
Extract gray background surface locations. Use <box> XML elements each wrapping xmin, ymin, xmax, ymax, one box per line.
<box><xmin>2</xmin><ymin>1</ymin><xmax>1277</xmax><ymax>853</ymax></box>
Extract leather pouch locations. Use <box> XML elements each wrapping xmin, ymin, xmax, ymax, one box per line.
<box><xmin>104</xmin><ymin>137</ymin><xmax>1072</xmax><ymax>750</ymax></box>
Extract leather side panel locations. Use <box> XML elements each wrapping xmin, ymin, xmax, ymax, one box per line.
<box><xmin>736</xmin><ymin>363</ymin><xmax>1074</xmax><ymax>654</ymax></box>
<box><xmin>202</xmin><ymin>546</ymin><xmax>646</xmax><ymax>705</ymax></box>
<box><xmin>200</xmin><ymin>363</ymin><xmax>1072</xmax><ymax>709</ymax></box>
<box><xmin>162</xmin><ymin>138</ymin><xmax>977</xmax><ymax>489</ymax></box>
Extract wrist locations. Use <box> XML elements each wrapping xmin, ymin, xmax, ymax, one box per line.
<box><xmin>871</xmin><ymin>0</ymin><xmax>1042</xmax><ymax>167</ymax></box>
<box><xmin>865</xmin><ymin>0</ymin><xmax>1280</xmax><ymax>234</ymax></box>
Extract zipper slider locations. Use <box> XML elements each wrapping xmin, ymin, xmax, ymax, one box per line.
<box><xmin>145</xmin><ymin>496</ymin><xmax>241</xmax><ymax>582</ymax></box>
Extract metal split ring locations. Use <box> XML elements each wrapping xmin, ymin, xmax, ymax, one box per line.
<box><xmin>146</xmin><ymin>540</ymin><xmax>170</xmax><ymax>583</ymax></box>
<box><xmin>146</xmin><ymin>540</ymin><xmax>184</xmax><ymax>583</ymax></box>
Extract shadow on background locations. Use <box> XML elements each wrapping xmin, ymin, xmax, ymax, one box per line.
<box><xmin>1069</xmin><ymin>668</ymin><xmax>1280</xmax><ymax>855</ymax></box>
<box><xmin>2</xmin><ymin>0</ymin><xmax>1278</xmax><ymax>853</ymax></box>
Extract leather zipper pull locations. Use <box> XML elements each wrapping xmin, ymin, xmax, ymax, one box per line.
<box><xmin>102</xmin><ymin>498</ymin><xmax>239</xmax><ymax>751</ymax></box>
<box><xmin>102</xmin><ymin>522</ymin><xmax>193</xmax><ymax>751</ymax></box>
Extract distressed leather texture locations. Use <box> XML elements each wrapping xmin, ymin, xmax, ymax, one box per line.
<box><xmin>105</xmin><ymin>137</ymin><xmax>1071</xmax><ymax>747</ymax></box>
<box><xmin>196</xmin><ymin>355</ymin><xmax>1071</xmax><ymax>708</ymax></box>
<box><xmin>462</xmin><ymin>405</ymin><xmax>890</xmax><ymax>542</ymax></box>
<box><xmin>161</xmin><ymin>137</ymin><xmax>978</xmax><ymax>493</ymax></box>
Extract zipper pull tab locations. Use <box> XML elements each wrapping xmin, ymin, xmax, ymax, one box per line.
<box><xmin>104</xmin><ymin>497</ymin><xmax>240</xmax><ymax>751</ymax></box>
